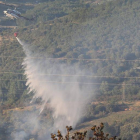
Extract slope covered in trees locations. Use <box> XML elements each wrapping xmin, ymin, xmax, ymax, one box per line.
<box><xmin>1</xmin><ymin>0</ymin><xmax>140</xmax><ymax>110</ymax></box>
<box><xmin>1</xmin><ymin>0</ymin><xmax>140</xmax><ymax>139</ymax></box>
<box><xmin>17</xmin><ymin>0</ymin><xmax>140</xmax><ymax>100</ymax></box>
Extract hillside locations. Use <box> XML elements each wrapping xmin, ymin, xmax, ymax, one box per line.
<box><xmin>17</xmin><ymin>0</ymin><xmax>140</xmax><ymax>100</ymax></box>
<box><xmin>1</xmin><ymin>0</ymin><xmax>140</xmax><ymax>139</ymax></box>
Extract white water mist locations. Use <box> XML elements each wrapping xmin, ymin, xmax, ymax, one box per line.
<box><xmin>17</xmin><ymin>38</ymin><xmax>94</xmax><ymax>133</ymax></box>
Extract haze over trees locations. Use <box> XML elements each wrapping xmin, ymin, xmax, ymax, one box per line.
<box><xmin>1</xmin><ymin>0</ymin><xmax>140</xmax><ymax>139</ymax></box>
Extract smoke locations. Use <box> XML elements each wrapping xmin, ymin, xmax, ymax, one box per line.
<box><xmin>10</xmin><ymin>109</ymin><xmax>42</xmax><ymax>140</ymax></box>
<box><xmin>12</xmin><ymin>131</ymin><xmax>27</xmax><ymax>140</ymax></box>
<box><xmin>16</xmin><ymin>37</ymin><xmax>94</xmax><ymax>135</ymax></box>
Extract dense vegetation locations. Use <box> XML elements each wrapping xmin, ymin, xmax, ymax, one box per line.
<box><xmin>17</xmin><ymin>0</ymin><xmax>140</xmax><ymax>102</ymax></box>
<box><xmin>1</xmin><ymin>0</ymin><xmax>140</xmax><ymax>139</ymax></box>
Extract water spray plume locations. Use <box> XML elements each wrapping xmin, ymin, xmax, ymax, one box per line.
<box><xmin>16</xmin><ymin>38</ymin><xmax>94</xmax><ymax>134</ymax></box>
